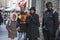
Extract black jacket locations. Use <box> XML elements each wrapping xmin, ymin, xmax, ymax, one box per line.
<box><xmin>42</xmin><ymin>9</ymin><xmax>59</xmax><ymax>33</ymax></box>
<box><xmin>26</xmin><ymin>13</ymin><xmax>40</xmax><ymax>38</ymax></box>
<box><xmin>0</xmin><ymin>13</ymin><xmax>3</xmax><ymax>25</ymax></box>
<box><xmin>17</xmin><ymin>14</ymin><xmax>27</xmax><ymax>32</ymax></box>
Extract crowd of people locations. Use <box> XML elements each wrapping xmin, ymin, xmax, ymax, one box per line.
<box><xmin>0</xmin><ymin>2</ymin><xmax>60</xmax><ymax>40</ymax></box>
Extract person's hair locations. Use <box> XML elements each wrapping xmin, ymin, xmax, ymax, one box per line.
<box><xmin>46</xmin><ymin>2</ymin><xmax>53</xmax><ymax>8</ymax></box>
<box><xmin>13</xmin><ymin>14</ymin><xmax>16</xmax><ymax>18</ymax></box>
<box><xmin>30</xmin><ymin>7</ymin><xmax>36</xmax><ymax>11</ymax></box>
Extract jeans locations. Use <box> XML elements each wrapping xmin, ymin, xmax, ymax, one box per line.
<box><xmin>18</xmin><ymin>32</ymin><xmax>27</xmax><ymax>40</ymax></box>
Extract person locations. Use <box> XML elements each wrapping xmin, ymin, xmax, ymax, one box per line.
<box><xmin>0</xmin><ymin>10</ymin><xmax>3</xmax><ymax>25</ymax></box>
<box><xmin>16</xmin><ymin>6</ymin><xmax>28</xmax><ymax>40</ymax></box>
<box><xmin>0</xmin><ymin>10</ymin><xmax>3</xmax><ymax>31</ymax></box>
<box><xmin>42</xmin><ymin>2</ymin><xmax>59</xmax><ymax>40</ymax></box>
<box><xmin>26</xmin><ymin>7</ymin><xmax>40</xmax><ymax>40</ymax></box>
<box><xmin>4</xmin><ymin>13</ymin><xmax>7</xmax><ymax>25</ymax></box>
<box><xmin>6</xmin><ymin>13</ymin><xmax>17</xmax><ymax>40</ymax></box>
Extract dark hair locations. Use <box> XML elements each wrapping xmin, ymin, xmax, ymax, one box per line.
<box><xmin>29</xmin><ymin>7</ymin><xmax>36</xmax><ymax>11</ymax></box>
<box><xmin>0</xmin><ymin>10</ymin><xmax>2</xmax><ymax>12</ymax></box>
<box><xmin>46</xmin><ymin>2</ymin><xmax>53</xmax><ymax>8</ymax></box>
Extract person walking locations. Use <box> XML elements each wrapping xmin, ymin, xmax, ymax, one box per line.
<box><xmin>26</xmin><ymin>7</ymin><xmax>40</xmax><ymax>40</ymax></box>
<box><xmin>0</xmin><ymin>10</ymin><xmax>3</xmax><ymax>31</ymax></box>
<box><xmin>42</xmin><ymin>2</ymin><xmax>59</xmax><ymax>40</ymax></box>
<box><xmin>6</xmin><ymin>13</ymin><xmax>17</xmax><ymax>40</ymax></box>
<box><xmin>16</xmin><ymin>6</ymin><xmax>28</xmax><ymax>40</ymax></box>
<box><xmin>0</xmin><ymin>10</ymin><xmax>3</xmax><ymax>25</ymax></box>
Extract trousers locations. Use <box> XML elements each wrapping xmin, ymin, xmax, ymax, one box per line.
<box><xmin>18</xmin><ymin>32</ymin><xmax>27</xmax><ymax>40</ymax></box>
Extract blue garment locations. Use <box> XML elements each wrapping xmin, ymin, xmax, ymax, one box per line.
<box><xmin>18</xmin><ymin>32</ymin><xmax>27</xmax><ymax>40</ymax></box>
<box><xmin>0</xmin><ymin>13</ymin><xmax>3</xmax><ymax>25</ymax></box>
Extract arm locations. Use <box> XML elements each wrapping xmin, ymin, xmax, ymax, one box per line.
<box><xmin>53</xmin><ymin>12</ymin><xmax>59</xmax><ymax>30</ymax></box>
<box><xmin>31</xmin><ymin>14</ymin><xmax>40</xmax><ymax>27</ymax></box>
<box><xmin>26</xmin><ymin>16</ymin><xmax>31</xmax><ymax>24</ymax></box>
<box><xmin>6</xmin><ymin>21</ymin><xmax>11</xmax><ymax>31</ymax></box>
<box><xmin>16</xmin><ymin>18</ymin><xmax>21</xmax><ymax>28</ymax></box>
<box><xmin>42</xmin><ymin>13</ymin><xmax>44</xmax><ymax>27</ymax></box>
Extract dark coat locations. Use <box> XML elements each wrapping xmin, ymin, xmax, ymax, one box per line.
<box><xmin>55</xmin><ymin>30</ymin><xmax>60</xmax><ymax>40</ymax></box>
<box><xmin>42</xmin><ymin>9</ymin><xmax>59</xmax><ymax>33</ymax></box>
<box><xmin>17</xmin><ymin>14</ymin><xmax>27</xmax><ymax>32</ymax></box>
<box><xmin>0</xmin><ymin>13</ymin><xmax>3</xmax><ymax>25</ymax></box>
<box><xmin>26</xmin><ymin>13</ymin><xmax>40</xmax><ymax>38</ymax></box>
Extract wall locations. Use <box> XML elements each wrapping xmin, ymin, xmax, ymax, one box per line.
<box><xmin>0</xmin><ymin>0</ymin><xmax>7</xmax><ymax>8</ymax></box>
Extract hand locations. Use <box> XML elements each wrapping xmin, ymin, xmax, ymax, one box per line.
<box><xmin>20</xmin><ymin>22</ymin><xmax>22</xmax><ymax>24</ymax></box>
<box><xmin>16</xmin><ymin>27</ymin><xmax>20</xmax><ymax>31</ymax></box>
<box><xmin>9</xmin><ymin>30</ymin><xmax>12</xmax><ymax>32</ymax></box>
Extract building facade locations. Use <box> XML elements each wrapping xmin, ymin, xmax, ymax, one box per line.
<box><xmin>0</xmin><ymin>0</ymin><xmax>7</xmax><ymax>8</ymax></box>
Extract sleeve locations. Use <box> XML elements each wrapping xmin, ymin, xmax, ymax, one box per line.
<box><xmin>1</xmin><ymin>16</ymin><xmax>3</xmax><ymax>23</ymax></box>
<box><xmin>26</xmin><ymin>16</ymin><xmax>31</xmax><ymax>24</ymax></box>
<box><xmin>42</xmin><ymin>13</ymin><xmax>44</xmax><ymax>27</ymax></box>
<box><xmin>53</xmin><ymin>12</ymin><xmax>59</xmax><ymax>30</ymax></box>
<box><xmin>6</xmin><ymin>21</ymin><xmax>10</xmax><ymax>31</ymax></box>
<box><xmin>16</xmin><ymin>18</ymin><xmax>21</xmax><ymax>28</ymax></box>
<box><xmin>0</xmin><ymin>14</ymin><xmax>3</xmax><ymax>23</ymax></box>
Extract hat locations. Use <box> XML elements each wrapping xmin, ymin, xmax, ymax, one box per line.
<box><xmin>30</xmin><ymin>7</ymin><xmax>36</xmax><ymax>11</ymax></box>
<box><xmin>46</xmin><ymin>2</ymin><xmax>53</xmax><ymax>8</ymax></box>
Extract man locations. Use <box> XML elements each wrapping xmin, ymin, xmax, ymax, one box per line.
<box><xmin>16</xmin><ymin>6</ymin><xmax>28</xmax><ymax>40</ymax></box>
<box><xmin>0</xmin><ymin>10</ymin><xmax>3</xmax><ymax>25</ymax></box>
<box><xmin>0</xmin><ymin>10</ymin><xmax>3</xmax><ymax>31</ymax></box>
<box><xmin>42</xmin><ymin>2</ymin><xmax>59</xmax><ymax>40</ymax></box>
<box><xmin>26</xmin><ymin>7</ymin><xmax>40</xmax><ymax>40</ymax></box>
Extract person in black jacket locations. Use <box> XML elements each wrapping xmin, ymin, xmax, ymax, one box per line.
<box><xmin>26</xmin><ymin>7</ymin><xmax>40</xmax><ymax>40</ymax></box>
<box><xmin>0</xmin><ymin>10</ymin><xmax>3</xmax><ymax>25</ymax></box>
<box><xmin>42</xmin><ymin>2</ymin><xmax>59</xmax><ymax>40</ymax></box>
<box><xmin>16</xmin><ymin>6</ymin><xmax>28</xmax><ymax>40</ymax></box>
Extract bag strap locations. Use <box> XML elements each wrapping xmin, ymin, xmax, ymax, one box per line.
<box><xmin>53</xmin><ymin>9</ymin><xmax>56</xmax><ymax>14</ymax></box>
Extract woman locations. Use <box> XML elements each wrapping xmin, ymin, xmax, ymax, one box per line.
<box><xmin>6</xmin><ymin>13</ymin><xmax>17</xmax><ymax>40</ymax></box>
<box><xmin>26</xmin><ymin>7</ymin><xmax>40</xmax><ymax>40</ymax></box>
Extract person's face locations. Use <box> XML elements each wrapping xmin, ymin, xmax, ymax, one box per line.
<box><xmin>47</xmin><ymin>4</ymin><xmax>52</xmax><ymax>10</ymax></box>
<box><xmin>30</xmin><ymin>10</ymin><xmax>35</xmax><ymax>14</ymax></box>
<box><xmin>13</xmin><ymin>15</ymin><xmax>16</xmax><ymax>19</ymax></box>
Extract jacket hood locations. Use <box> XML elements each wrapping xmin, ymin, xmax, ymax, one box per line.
<box><xmin>10</xmin><ymin>13</ymin><xmax>18</xmax><ymax>21</ymax></box>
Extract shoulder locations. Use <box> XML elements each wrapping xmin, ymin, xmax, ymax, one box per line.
<box><xmin>53</xmin><ymin>9</ymin><xmax>58</xmax><ymax>15</ymax></box>
<box><xmin>35</xmin><ymin>14</ymin><xmax>39</xmax><ymax>18</ymax></box>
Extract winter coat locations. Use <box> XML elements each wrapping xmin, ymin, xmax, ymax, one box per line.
<box><xmin>6</xmin><ymin>13</ymin><xmax>17</xmax><ymax>38</ymax></box>
<box><xmin>17</xmin><ymin>13</ymin><xmax>28</xmax><ymax>32</ymax></box>
<box><xmin>55</xmin><ymin>30</ymin><xmax>60</xmax><ymax>40</ymax></box>
<box><xmin>0</xmin><ymin>13</ymin><xmax>3</xmax><ymax>25</ymax></box>
<box><xmin>42</xmin><ymin>9</ymin><xmax>59</xmax><ymax>33</ymax></box>
<box><xmin>26</xmin><ymin>13</ymin><xmax>40</xmax><ymax>38</ymax></box>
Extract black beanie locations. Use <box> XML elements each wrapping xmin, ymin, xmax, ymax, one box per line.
<box><xmin>46</xmin><ymin>2</ymin><xmax>53</xmax><ymax>8</ymax></box>
<box><xmin>30</xmin><ymin>7</ymin><xmax>36</xmax><ymax>11</ymax></box>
